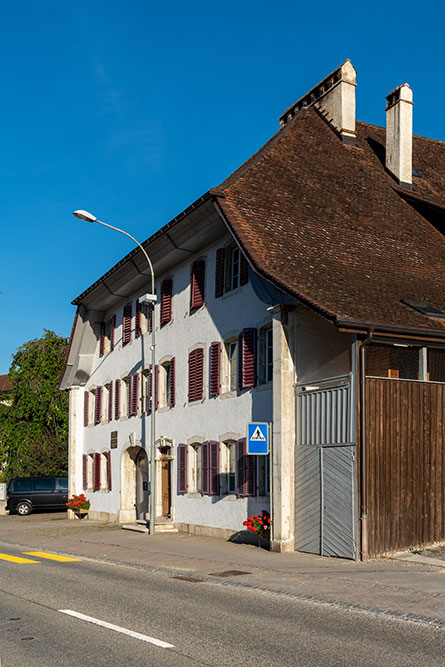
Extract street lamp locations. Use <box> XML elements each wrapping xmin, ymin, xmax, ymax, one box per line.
<box><xmin>73</xmin><ymin>209</ymin><xmax>158</xmax><ymax>535</ymax></box>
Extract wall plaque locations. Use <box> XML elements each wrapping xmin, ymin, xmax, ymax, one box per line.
<box><xmin>110</xmin><ymin>431</ymin><xmax>118</xmax><ymax>449</ymax></box>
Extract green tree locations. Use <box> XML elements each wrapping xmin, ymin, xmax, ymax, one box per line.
<box><xmin>0</xmin><ymin>330</ymin><xmax>69</xmax><ymax>480</ymax></box>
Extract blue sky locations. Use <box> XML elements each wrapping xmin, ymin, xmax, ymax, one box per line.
<box><xmin>0</xmin><ymin>1</ymin><xmax>443</xmax><ymax>373</ymax></box>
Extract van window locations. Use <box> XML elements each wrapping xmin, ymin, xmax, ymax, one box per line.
<box><xmin>14</xmin><ymin>479</ymin><xmax>33</xmax><ymax>492</ymax></box>
<box><xmin>34</xmin><ymin>479</ymin><xmax>55</xmax><ymax>491</ymax></box>
<box><xmin>58</xmin><ymin>478</ymin><xmax>68</xmax><ymax>490</ymax></box>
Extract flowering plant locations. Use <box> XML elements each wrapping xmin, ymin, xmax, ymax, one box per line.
<box><xmin>243</xmin><ymin>510</ymin><xmax>271</xmax><ymax>536</ymax></box>
<box><xmin>66</xmin><ymin>494</ymin><xmax>90</xmax><ymax>511</ymax></box>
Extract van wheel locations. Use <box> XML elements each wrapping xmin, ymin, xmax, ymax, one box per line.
<box><xmin>16</xmin><ymin>501</ymin><xmax>32</xmax><ymax>516</ymax></box>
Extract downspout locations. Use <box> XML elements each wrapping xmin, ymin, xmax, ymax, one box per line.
<box><xmin>359</xmin><ymin>331</ymin><xmax>373</xmax><ymax>561</ymax></box>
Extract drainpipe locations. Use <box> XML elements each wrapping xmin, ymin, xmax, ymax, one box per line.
<box><xmin>359</xmin><ymin>331</ymin><xmax>373</xmax><ymax>561</ymax></box>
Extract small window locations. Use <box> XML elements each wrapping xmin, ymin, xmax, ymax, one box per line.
<box><xmin>191</xmin><ymin>444</ymin><xmax>202</xmax><ymax>493</ymax></box>
<box><xmin>226</xmin><ymin>441</ymin><xmax>237</xmax><ymax>494</ymax></box>
<box><xmin>228</xmin><ymin>341</ymin><xmax>237</xmax><ymax>391</ymax></box>
<box><xmin>259</xmin><ymin>326</ymin><xmax>273</xmax><ymax>384</ymax></box>
<box><xmin>402</xmin><ymin>299</ymin><xmax>445</xmax><ymax>319</ymax></box>
<box><xmin>33</xmin><ymin>478</ymin><xmax>56</xmax><ymax>491</ymax></box>
<box><xmin>57</xmin><ymin>478</ymin><xmax>68</xmax><ymax>490</ymax></box>
<box><xmin>159</xmin><ymin>362</ymin><xmax>172</xmax><ymax>409</ymax></box>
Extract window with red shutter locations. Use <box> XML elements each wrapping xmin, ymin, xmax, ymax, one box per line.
<box><xmin>107</xmin><ymin>452</ymin><xmax>112</xmax><ymax>491</ymax></box>
<box><xmin>239</xmin><ymin>328</ymin><xmax>257</xmax><ymax>390</ymax></box>
<box><xmin>236</xmin><ymin>438</ymin><xmax>256</xmax><ymax>497</ymax></box>
<box><xmin>178</xmin><ymin>444</ymin><xmax>188</xmax><ymax>494</ymax></box>
<box><xmin>108</xmin><ymin>382</ymin><xmax>113</xmax><ymax>421</ymax></box>
<box><xmin>209</xmin><ymin>342</ymin><xmax>221</xmax><ymax>397</ymax></box>
<box><xmin>130</xmin><ymin>374</ymin><xmax>139</xmax><ymax>416</ymax></box>
<box><xmin>201</xmin><ymin>441</ymin><xmax>209</xmax><ymax>494</ymax></box>
<box><xmin>154</xmin><ymin>365</ymin><xmax>159</xmax><ymax>410</ymax></box>
<box><xmin>99</xmin><ymin>322</ymin><xmax>105</xmax><ymax>357</ymax></box>
<box><xmin>169</xmin><ymin>357</ymin><xmax>176</xmax><ymax>407</ymax></box>
<box><xmin>93</xmin><ymin>452</ymin><xmax>101</xmax><ymax>491</ymax></box>
<box><xmin>83</xmin><ymin>391</ymin><xmax>89</xmax><ymax>427</ymax></box>
<box><xmin>215</xmin><ymin>248</ymin><xmax>225</xmax><ymax>298</ymax></box>
<box><xmin>123</xmin><ymin>304</ymin><xmax>132</xmax><ymax>344</ymax></box>
<box><xmin>160</xmin><ymin>279</ymin><xmax>172</xmax><ymax>325</ymax></box>
<box><xmin>188</xmin><ymin>348</ymin><xmax>204</xmax><ymax>402</ymax></box>
<box><xmin>190</xmin><ymin>260</ymin><xmax>205</xmax><ymax>309</ymax></box>
<box><xmin>135</xmin><ymin>301</ymin><xmax>142</xmax><ymax>338</ymax></box>
<box><xmin>94</xmin><ymin>387</ymin><xmax>102</xmax><ymax>424</ymax></box>
<box><xmin>82</xmin><ymin>454</ymin><xmax>88</xmax><ymax>490</ymax></box>
<box><xmin>209</xmin><ymin>441</ymin><xmax>220</xmax><ymax>495</ymax></box>
<box><xmin>114</xmin><ymin>379</ymin><xmax>121</xmax><ymax>420</ymax></box>
<box><xmin>148</xmin><ymin>305</ymin><xmax>153</xmax><ymax>332</ymax></box>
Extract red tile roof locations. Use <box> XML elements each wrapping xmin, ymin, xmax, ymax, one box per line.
<box><xmin>0</xmin><ymin>374</ymin><xmax>12</xmax><ymax>393</ymax></box>
<box><xmin>216</xmin><ymin>108</ymin><xmax>445</xmax><ymax>334</ymax></box>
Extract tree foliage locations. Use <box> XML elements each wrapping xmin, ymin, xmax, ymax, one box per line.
<box><xmin>0</xmin><ymin>330</ymin><xmax>69</xmax><ymax>480</ymax></box>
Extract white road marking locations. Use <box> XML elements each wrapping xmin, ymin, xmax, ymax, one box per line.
<box><xmin>58</xmin><ymin>609</ymin><xmax>174</xmax><ymax>648</ymax></box>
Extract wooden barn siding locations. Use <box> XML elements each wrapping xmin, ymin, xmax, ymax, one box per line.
<box><xmin>366</xmin><ymin>378</ymin><xmax>445</xmax><ymax>556</ymax></box>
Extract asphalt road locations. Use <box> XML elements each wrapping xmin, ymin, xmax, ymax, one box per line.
<box><xmin>1</xmin><ymin>543</ymin><xmax>445</xmax><ymax>667</ymax></box>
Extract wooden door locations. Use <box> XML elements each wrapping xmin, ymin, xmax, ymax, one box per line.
<box><xmin>161</xmin><ymin>459</ymin><xmax>171</xmax><ymax>517</ymax></box>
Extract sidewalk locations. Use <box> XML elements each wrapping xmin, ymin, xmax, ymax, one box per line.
<box><xmin>1</xmin><ymin>513</ymin><xmax>445</xmax><ymax>628</ymax></box>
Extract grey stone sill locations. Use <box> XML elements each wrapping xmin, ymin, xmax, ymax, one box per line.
<box><xmin>220</xmin><ymin>390</ymin><xmax>237</xmax><ymax>400</ymax></box>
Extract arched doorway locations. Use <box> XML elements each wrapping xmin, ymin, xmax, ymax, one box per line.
<box><xmin>120</xmin><ymin>445</ymin><xmax>149</xmax><ymax>523</ymax></box>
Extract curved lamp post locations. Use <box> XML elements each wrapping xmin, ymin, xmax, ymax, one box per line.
<box><xmin>73</xmin><ymin>209</ymin><xmax>157</xmax><ymax>535</ymax></box>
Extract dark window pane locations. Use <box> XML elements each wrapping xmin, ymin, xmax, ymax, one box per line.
<box><xmin>428</xmin><ymin>350</ymin><xmax>445</xmax><ymax>382</ymax></box>
<box><xmin>14</xmin><ymin>478</ymin><xmax>32</xmax><ymax>491</ymax></box>
<box><xmin>58</xmin><ymin>478</ymin><xmax>68</xmax><ymax>490</ymax></box>
<box><xmin>366</xmin><ymin>345</ymin><xmax>419</xmax><ymax>380</ymax></box>
<box><xmin>34</xmin><ymin>478</ymin><xmax>55</xmax><ymax>491</ymax></box>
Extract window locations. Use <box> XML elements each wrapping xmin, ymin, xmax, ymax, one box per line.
<box><xmin>159</xmin><ymin>360</ymin><xmax>175</xmax><ymax>409</ymax></box>
<box><xmin>192</xmin><ymin>444</ymin><xmax>202</xmax><ymax>493</ymax></box>
<box><xmin>191</xmin><ymin>260</ymin><xmax>205</xmax><ymax>309</ymax></box>
<box><xmin>94</xmin><ymin>386</ymin><xmax>103</xmax><ymax>424</ymax></box>
<box><xmin>160</xmin><ymin>279</ymin><xmax>173</xmax><ymax>325</ymax></box>
<box><xmin>15</xmin><ymin>479</ymin><xmax>32</xmax><ymax>492</ymax></box>
<box><xmin>100</xmin><ymin>316</ymin><xmax>116</xmax><ymax>356</ymax></box>
<box><xmin>215</xmin><ymin>246</ymin><xmax>249</xmax><ymax>298</ymax></box>
<box><xmin>178</xmin><ymin>444</ymin><xmax>188</xmax><ymax>494</ymax></box>
<box><xmin>188</xmin><ymin>348</ymin><xmax>204</xmax><ymax>402</ymax></box>
<box><xmin>226</xmin><ymin>341</ymin><xmax>237</xmax><ymax>392</ymax></box>
<box><xmin>222</xmin><ymin>441</ymin><xmax>237</xmax><ymax>494</ymax></box>
<box><xmin>106</xmin><ymin>382</ymin><xmax>113</xmax><ymax>421</ymax></box>
<box><xmin>34</xmin><ymin>478</ymin><xmax>56</xmax><ymax>490</ymax></box>
<box><xmin>259</xmin><ymin>326</ymin><xmax>273</xmax><ymax>384</ymax></box>
<box><xmin>366</xmin><ymin>344</ymin><xmax>420</xmax><ymax>380</ymax></box>
<box><xmin>123</xmin><ymin>304</ymin><xmax>132</xmax><ymax>345</ymax></box>
<box><xmin>428</xmin><ymin>349</ymin><xmax>445</xmax><ymax>382</ymax></box>
<box><xmin>88</xmin><ymin>453</ymin><xmax>94</xmax><ymax>489</ymax></box>
<box><xmin>124</xmin><ymin>376</ymin><xmax>131</xmax><ymax>417</ymax></box>
<box><xmin>100</xmin><ymin>452</ymin><xmax>112</xmax><ymax>491</ymax></box>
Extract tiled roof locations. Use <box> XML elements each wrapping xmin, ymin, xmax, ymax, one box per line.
<box><xmin>217</xmin><ymin>108</ymin><xmax>445</xmax><ymax>333</ymax></box>
<box><xmin>0</xmin><ymin>374</ymin><xmax>12</xmax><ymax>393</ymax></box>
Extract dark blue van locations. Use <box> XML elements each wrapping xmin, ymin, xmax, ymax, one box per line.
<box><xmin>6</xmin><ymin>477</ymin><xmax>68</xmax><ymax>515</ymax></box>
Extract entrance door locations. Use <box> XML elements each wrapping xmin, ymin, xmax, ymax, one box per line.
<box><xmin>294</xmin><ymin>378</ymin><xmax>358</xmax><ymax>559</ymax></box>
<box><xmin>135</xmin><ymin>449</ymin><xmax>149</xmax><ymax>520</ymax></box>
<box><xmin>161</xmin><ymin>456</ymin><xmax>171</xmax><ymax>517</ymax></box>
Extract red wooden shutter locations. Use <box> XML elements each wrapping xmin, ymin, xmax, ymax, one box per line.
<box><xmin>83</xmin><ymin>391</ymin><xmax>89</xmax><ymax>427</ymax></box>
<box><xmin>202</xmin><ymin>441</ymin><xmax>209</xmax><ymax>494</ymax></box>
<box><xmin>188</xmin><ymin>349</ymin><xmax>204</xmax><ymax>401</ymax></box>
<box><xmin>108</xmin><ymin>383</ymin><xmax>113</xmax><ymax>421</ymax></box>
<box><xmin>170</xmin><ymin>357</ymin><xmax>176</xmax><ymax>407</ymax></box>
<box><xmin>209</xmin><ymin>441</ymin><xmax>220</xmax><ymax>495</ymax></box>
<box><xmin>99</xmin><ymin>322</ymin><xmax>105</xmax><ymax>356</ymax></box>
<box><xmin>238</xmin><ymin>332</ymin><xmax>243</xmax><ymax>391</ymax></box>
<box><xmin>240</xmin><ymin>253</ymin><xmax>249</xmax><ymax>286</ymax></box>
<box><xmin>123</xmin><ymin>304</ymin><xmax>132</xmax><ymax>344</ymax></box>
<box><xmin>191</xmin><ymin>260</ymin><xmax>205</xmax><ymax>309</ymax></box>
<box><xmin>155</xmin><ymin>365</ymin><xmax>159</xmax><ymax>410</ymax></box>
<box><xmin>241</xmin><ymin>328</ymin><xmax>257</xmax><ymax>389</ymax></box>
<box><xmin>161</xmin><ymin>279</ymin><xmax>172</xmax><ymax>325</ymax></box>
<box><xmin>135</xmin><ymin>301</ymin><xmax>141</xmax><ymax>338</ymax></box>
<box><xmin>114</xmin><ymin>379</ymin><xmax>121</xmax><ymax>420</ymax></box>
<box><xmin>215</xmin><ymin>248</ymin><xmax>225</xmax><ymax>297</ymax></box>
<box><xmin>209</xmin><ymin>342</ymin><xmax>221</xmax><ymax>397</ymax></box>
<box><xmin>94</xmin><ymin>387</ymin><xmax>102</xmax><ymax>424</ymax></box>
<box><xmin>110</xmin><ymin>315</ymin><xmax>116</xmax><ymax>351</ymax></box>
<box><xmin>107</xmin><ymin>452</ymin><xmax>112</xmax><ymax>491</ymax></box>
<box><xmin>130</xmin><ymin>374</ymin><xmax>139</xmax><ymax>416</ymax></box>
<box><xmin>246</xmin><ymin>453</ymin><xmax>256</xmax><ymax>497</ymax></box>
<box><xmin>148</xmin><ymin>368</ymin><xmax>152</xmax><ymax>412</ymax></box>
<box><xmin>178</xmin><ymin>444</ymin><xmax>188</xmax><ymax>494</ymax></box>
<box><xmin>93</xmin><ymin>452</ymin><xmax>101</xmax><ymax>491</ymax></box>
<box><xmin>237</xmin><ymin>438</ymin><xmax>247</xmax><ymax>496</ymax></box>
<box><xmin>82</xmin><ymin>454</ymin><xmax>88</xmax><ymax>490</ymax></box>
<box><xmin>148</xmin><ymin>305</ymin><xmax>153</xmax><ymax>333</ymax></box>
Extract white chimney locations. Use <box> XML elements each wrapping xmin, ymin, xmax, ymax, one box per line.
<box><xmin>385</xmin><ymin>84</ymin><xmax>413</xmax><ymax>189</ymax></box>
<box><xmin>279</xmin><ymin>60</ymin><xmax>357</xmax><ymax>145</ymax></box>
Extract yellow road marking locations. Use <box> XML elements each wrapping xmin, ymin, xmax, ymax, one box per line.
<box><xmin>23</xmin><ymin>552</ymin><xmax>81</xmax><ymax>562</ymax></box>
<box><xmin>0</xmin><ymin>553</ymin><xmax>39</xmax><ymax>564</ymax></box>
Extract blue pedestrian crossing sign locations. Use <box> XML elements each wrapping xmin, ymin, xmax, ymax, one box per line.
<box><xmin>247</xmin><ymin>422</ymin><xmax>269</xmax><ymax>455</ymax></box>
